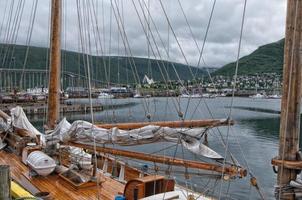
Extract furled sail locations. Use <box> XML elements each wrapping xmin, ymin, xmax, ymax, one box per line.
<box><xmin>181</xmin><ymin>138</ymin><xmax>223</xmax><ymax>160</ymax></box>
<box><xmin>8</xmin><ymin>106</ymin><xmax>223</xmax><ymax>160</ymax></box>
<box><xmin>45</xmin><ymin>118</ymin><xmax>223</xmax><ymax>159</ymax></box>
<box><xmin>10</xmin><ymin>106</ymin><xmax>41</xmax><ymax>137</ymax></box>
<box><xmin>0</xmin><ymin>118</ymin><xmax>9</xmax><ymax>132</ymax></box>
<box><xmin>0</xmin><ymin>110</ymin><xmax>10</xmax><ymax>132</ymax></box>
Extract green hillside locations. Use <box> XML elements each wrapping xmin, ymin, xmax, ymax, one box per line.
<box><xmin>0</xmin><ymin>43</ymin><xmax>205</xmax><ymax>84</ymax></box>
<box><xmin>213</xmin><ymin>39</ymin><xmax>284</xmax><ymax>76</ymax></box>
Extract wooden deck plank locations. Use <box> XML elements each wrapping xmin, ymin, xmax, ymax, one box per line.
<box><xmin>0</xmin><ymin>151</ymin><xmax>124</xmax><ymax>200</ymax></box>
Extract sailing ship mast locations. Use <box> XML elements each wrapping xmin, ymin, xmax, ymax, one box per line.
<box><xmin>272</xmin><ymin>1</ymin><xmax>302</xmax><ymax>199</ymax></box>
<box><xmin>47</xmin><ymin>0</ymin><xmax>61</xmax><ymax>129</ymax></box>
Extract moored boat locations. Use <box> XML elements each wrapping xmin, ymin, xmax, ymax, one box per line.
<box><xmin>1</xmin><ymin>0</ymin><xmax>299</xmax><ymax>199</ymax></box>
<box><xmin>98</xmin><ymin>92</ymin><xmax>114</xmax><ymax>99</ymax></box>
<box><xmin>249</xmin><ymin>93</ymin><xmax>266</xmax><ymax>99</ymax></box>
<box><xmin>266</xmin><ymin>94</ymin><xmax>282</xmax><ymax>99</ymax></box>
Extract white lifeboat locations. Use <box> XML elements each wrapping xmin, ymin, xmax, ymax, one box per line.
<box><xmin>26</xmin><ymin>151</ymin><xmax>56</xmax><ymax>176</ymax></box>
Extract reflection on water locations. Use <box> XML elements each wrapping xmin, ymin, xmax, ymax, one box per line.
<box><xmin>240</xmin><ymin>117</ymin><xmax>280</xmax><ymax>139</ymax></box>
<box><xmin>29</xmin><ymin>97</ymin><xmax>285</xmax><ymax>199</ymax></box>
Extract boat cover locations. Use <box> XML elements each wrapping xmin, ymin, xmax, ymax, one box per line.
<box><xmin>0</xmin><ymin>118</ymin><xmax>9</xmax><ymax>132</ymax></box>
<box><xmin>9</xmin><ymin>106</ymin><xmax>223</xmax><ymax>160</ymax></box>
<box><xmin>10</xmin><ymin>106</ymin><xmax>41</xmax><ymax>136</ymax></box>
<box><xmin>45</xmin><ymin>118</ymin><xmax>223</xmax><ymax>159</ymax></box>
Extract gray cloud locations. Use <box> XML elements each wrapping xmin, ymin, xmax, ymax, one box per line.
<box><xmin>0</xmin><ymin>0</ymin><xmax>286</xmax><ymax>68</ymax></box>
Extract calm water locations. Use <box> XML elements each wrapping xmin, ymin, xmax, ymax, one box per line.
<box><xmin>30</xmin><ymin>97</ymin><xmax>285</xmax><ymax>199</ymax></box>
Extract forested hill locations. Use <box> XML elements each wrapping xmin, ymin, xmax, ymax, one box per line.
<box><xmin>0</xmin><ymin>43</ymin><xmax>205</xmax><ymax>83</ymax></box>
<box><xmin>213</xmin><ymin>39</ymin><xmax>284</xmax><ymax>76</ymax></box>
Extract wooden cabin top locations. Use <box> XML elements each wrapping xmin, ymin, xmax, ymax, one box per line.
<box><xmin>131</xmin><ymin>175</ymin><xmax>165</xmax><ymax>183</ymax></box>
<box><xmin>123</xmin><ymin>174</ymin><xmax>175</xmax><ymax>200</ymax></box>
<box><xmin>0</xmin><ymin>150</ymin><xmax>124</xmax><ymax>200</ymax></box>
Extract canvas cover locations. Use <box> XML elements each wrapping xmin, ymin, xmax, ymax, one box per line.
<box><xmin>0</xmin><ymin>118</ymin><xmax>9</xmax><ymax>132</ymax></box>
<box><xmin>9</xmin><ymin>106</ymin><xmax>223</xmax><ymax>160</ymax></box>
<box><xmin>45</xmin><ymin>119</ymin><xmax>223</xmax><ymax>159</ymax></box>
<box><xmin>10</xmin><ymin>106</ymin><xmax>41</xmax><ymax>136</ymax></box>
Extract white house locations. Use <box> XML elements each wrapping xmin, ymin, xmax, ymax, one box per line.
<box><xmin>142</xmin><ymin>75</ymin><xmax>155</xmax><ymax>85</ymax></box>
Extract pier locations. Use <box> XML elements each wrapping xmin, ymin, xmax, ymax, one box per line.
<box><xmin>0</xmin><ymin>68</ymin><xmax>103</xmax><ymax>91</ymax></box>
<box><xmin>0</xmin><ymin>102</ymin><xmax>103</xmax><ymax>116</ymax></box>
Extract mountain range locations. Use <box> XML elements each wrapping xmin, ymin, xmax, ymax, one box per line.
<box><xmin>0</xmin><ymin>38</ymin><xmax>285</xmax><ymax>86</ymax></box>
<box><xmin>213</xmin><ymin>39</ymin><xmax>284</xmax><ymax>76</ymax></box>
<box><xmin>0</xmin><ymin>43</ymin><xmax>205</xmax><ymax>84</ymax></box>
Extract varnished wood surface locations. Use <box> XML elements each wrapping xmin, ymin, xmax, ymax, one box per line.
<box><xmin>272</xmin><ymin>157</ymin><xmax>302</xmax><ymax>170</ymax></box>
<box><xmin>97</xmin><ymin>119</ymin><xmax>233</xmax><ymax>130</ymax></box>
<box><xmin>70</xmin><ymin>142</ymin><xmax>247</xmax><ymax>178</ymax></box>
<box><xmin>47</xmin><ymin>0</ymin><xmax>61</xmax><ymax>129</ymax></box>
<box><xmin>0</xmin><ymin>151</ymin><xmax>124</xmax><ymax>199</ymax></box>
<box><xmin>277</xmin><ymin>0</ymin><xmax>302</xmax><ymax>194</ymax></box>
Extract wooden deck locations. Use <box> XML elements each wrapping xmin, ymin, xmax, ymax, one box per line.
<box><xmin>0</xmin><ymin>151</ymin><xmax>124</xmax><ymax>200</ymax></box>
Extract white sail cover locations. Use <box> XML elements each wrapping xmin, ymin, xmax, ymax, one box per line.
<box><xmin>8</xmin><ymin>106</ymin><xmax>223</xmax><ymax>160</ymax></box>
<box><xmin>10</xmin><ymin>106</ymin><xmax>41</xmax><ymax>136</ymax></box>
<box><xmin>45</xmin><ymin>119</ymin><xmax>223</xmax><ymax>159</ymax></box>
<box><xmin>0</xmin><ymin>118</ymin><xmax>9</xmax><ymax>132</ymax></box>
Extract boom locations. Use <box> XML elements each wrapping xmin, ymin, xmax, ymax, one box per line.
<box><xmin>68</xmin><ymin>142</ymin><xmax>246</xmax><ymax>178</ymax></box>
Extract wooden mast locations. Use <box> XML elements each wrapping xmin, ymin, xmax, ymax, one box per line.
<box><xmin>47</xmin><ymin>0</ymin><xmax>61</xmax><ymax>129</ymax></box>
<box><xmin>276</xmin><ymin>0</ymin><xmax>302</xmax><ymax>199</ymax></box>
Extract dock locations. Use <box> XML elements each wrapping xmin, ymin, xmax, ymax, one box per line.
<box><xmin>0</xmin><ymin>102</ymin><xmax>103</xmax><ymax>115</ymax></box>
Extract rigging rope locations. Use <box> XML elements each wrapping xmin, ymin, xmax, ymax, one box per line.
<box><xmin>139</xmin><ymin>0</ymin><xmax>217</xmax><ymax>123</ymax></box>
<box><xmin>43</xmin><ymin>0</ymin><xmax>51</xmax><ymax>128</ymax></box>
<box><xmin>76</xmin><ymin>0</ymin><xmax>101</xmax><ymax>198</ymax></box>
<box><xmin>0</xmin><ymin>0</ymin><xmax>15</xmax><ymax>61</ymax></box>
<box><xmin>2</xmin><ymin>0</ymin><xmax>25</xmax><ymax>75</ymax></box>
<box><xmin>158</xmin><ymin>0</ymin><xmax>194</xmax><ymax>77</ymax></box>
<box><xmin>111</xmin><ymin>0</ymin><xmax>157</xmax><ymax>118</ymax></box>
<box><xmin>136</xmin><ymin>0</ymin><xmax>188</xmax><ymax>116</ymax></box>
<box><xmin>19</xmin><ymin>0</ymin><xmax>38</xmax><ymax>89</ymax></box>
<box><xmin>0</xmin><ymin>0</ymin><xmax>15</xmax><ymax>60</ymax></box>
<box><xmin>180</xmin><ymin>0</ymin><xmax>219</xmax><ymax>121</ymax></box>
<box><xmin>145</xmin><ymin>0</ymin><xmax>242</xmax><ymax>178</ymax></box>
<box><xmin>0</xmin><ymin>0</ymin><xmax>9</xmax><ymax>44</ymax></box>
<box><xmin>218</xmin><ymin>0</ymin><xmax>247</xmax><ymax>199</ymax></box>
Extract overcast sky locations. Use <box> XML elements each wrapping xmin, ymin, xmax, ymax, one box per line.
<box><xmin>0</xmin><ymin>0</ymin><xmax>286</xmax><ymax>68</ymax></box>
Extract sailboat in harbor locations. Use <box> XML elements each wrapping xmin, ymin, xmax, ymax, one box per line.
<box><xmin>249</xmin><ymin>75</ymin><xmax>266</xmax><ymax>99</ymax></box>
<box><xmin>266</xmin><ymin>80</ymin><xmax>282</xmax><ymax>99</ymax></box>
<box><xmin>0</xmin><ymin>1</ymin><xmax>247</xmax><ymax>199</ymax></box>
<box><xmin>0</xmin><ymin>0</ymin><xmax>300</xmax><ymax>200</ymax></box>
